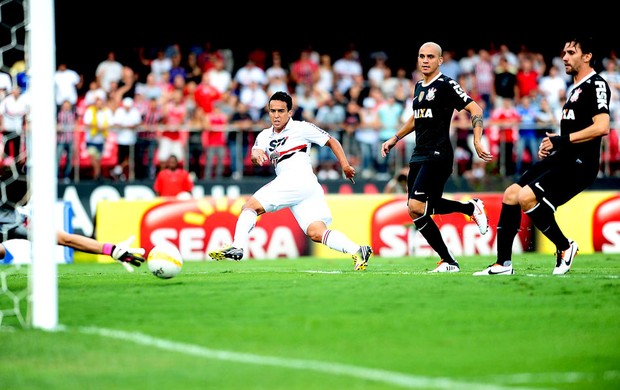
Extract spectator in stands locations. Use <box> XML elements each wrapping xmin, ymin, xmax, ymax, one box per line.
<box><xmin>112</xmin><ymin>97</ymin><xmax>142</xmax><ymax>181</ymax></box>
<box><xmin>231</xmin><ymin>57</ymin><xmax>268</xmax><ymax>97</ymax></box>
<box><xmin>82</xmin><ymin>96</ymin><xmax>114</xmax><ymax>181</ymax></box>
<box><xmin>367</xmin><ymin>51</ymin><xmax>391</xmax><ymax>89</ymax></box>
<box><xmin>239</xmin><ymin>80</ymin><xmax>269</xmax><ymax>122</ymax></box>
<box><xmin>158</xmin><ymin>89</ymin><xmax>189</xmax><ymax>172</ymax></box>
<box><xmin>83</xmin><ymin>80</ymin><xmax>106</xmax><ymax>107</ymax></box>
<box><xmin>474</xmin><ymin>49</ymin><xmax>494</xmax><ymax>115</ymax></box>
<box><xmin>383</xmin><ymin>166</ymin><xmax>409</xmax><ymax>194</ymax></box>
<box><xmin>333</xmin><ymin>47</ymin><xmax>363</xmax><ymax>95</ymax></box>
<box><xmin>228</xmin><ymin>99</ymin><xmax>254</xmax><ymax>180</ymax></box>
<box><xmin>248</xmin><ymin>47</ymin><xmax>267</xmax><ymax>70</ymax></box>
<box><xmin>538</xmin><ymin>64</ymin><xmax>568</xmax><ymax>112</ymax></box>
<box><xmin>491</xmin><ymin>43</ymin><xmax>519</xmax><ymax>69</ymax></box>
<box><xmin>56</xmin><ymin>100</ymin><xmax>77</xmax><ymax>183</ymax></box>
<box><xmin>377</xmin><ymin>91</ymin><xmax>403</xmax><ymax>179</ymax></box>
<box><xmin>206</xmin><ymin>54</ymin><xmax>233</xmax><ymax>95</ymax></box>
<box><xmin>10</xmin><ymin>60</ymin><xmax>27</xmax><ymax>91</ymax></box>
<box><xmin>0</xmin><ymin>86</ymin><xmax>28</xmax><ymax>162</ymax></box>
<box><xmin>492</xmin><ymin>56</ymin><xmax>518</xmax><ymax>108</ymax></box>
<box><xmin>135</xmin><ymin>96</ymin><xmax>163</xmax><ymax>180</ymax></box>
<box><xmin>356</xmin><ymin>95</ymin><xmax>381</xmax><ymax>179</ymax></box>
<box><xmin>167</xmin><ymin>50</ymin><xmax>187</xmax><ymax>85</ymax></box>
<box><xmin>381</xmin><ymin>66</ymin><xmax>413</xmax><ymax>102</ymax></box>
<box><xmin>458</xmin><ymin>47</ymin><xmax>479</xmax><ymax>76</ymax></box>
<box><xmin>314</xmin><ymin>93</ymin><xmax>346</xmax><ymax>179</ymax></box>
<box><xmin>139</xmin><ymin>47</ymin><xmax>172</xmax><ymax>84</ymax></box>
<box><xmin>341</xmin><ymin>99</ymin><xmax>362</xmax><ymax>164</ymax></box>
<box><xmin>54</xmin><ymin>63</ymin><xmax>82</xmax><ymax>113</ymax></box>
<box><xmin>515</xmin><ymin>55</ymin><xmax>541</xmax><ymax>99</ymax></box>
<box><xmin>0</xmin><ymin>70</ymin><xmax>12</xmax><ymax>99</ymax></box>
<box><xmin>135</xmin><ymin>72</ymin><xmax>164</xmax><ymax>102</ymax></box>
<box><xmin>452</xmin><ymin>108</ymin><xmax>474</xmax><ymax>175</ymax></box>
<box><xmin>194</xmin><ymin>72</ymin><xmax>222</xmax><ymax>118</ymax></box>
<box><xmin>489</xmin><ymin>97</ymin><xmax>520</xmax><ymax>176</ymax></box>
<box><xmin>439</xmin><ymin>49</ymin><xmax>461</xmax><ymax>80</ymax></box>
<box><xmin>265</xmin><ymin>50</ymin><xmax>289</xmax><ymax>96</ymax></box>
<box><xmin>153</xmin><ymin>155</ymin><xmax>194</xmax><ymax>198</ymax></box>
<box><xmin>600</xmin><ymin>59</ymin><xmax>620</xmax><ymax>123</ymax></box>
<box><xmin>312</xmin><ymin>54</ymin><xmax>333</xmax><ymax>95</ymax></box>
<box><xmin>112</xmin><ymin>66</ymin><xmax>138</xmax><ymax>104</ymax></box>
<box><xmin>96</xmin><ymin>51</ymin><xmax>123</xmax><ymax>94</ymax></box>
<box><xmin>290</xmin><ymin>49</ymin><xmax>319</xmax><ymax>95</ymax></box>
<box><xmin>202</xmin><ymin>103</ymin><xmax>228</xmax><ymax>179</ymax></box>
<box><xmin>514</xmin><ymin>95</ymin><xmax>540</xmax><ymax>175</ymax></box>
<box><xmin>294</xmin><ymin>85</ymin><xmax>322</xmax><ymax>121</ymax></box>
<box><xmin>185</xmin><ymin>51</ymin><xmax>203</xmax><ymax>85</ymax></box>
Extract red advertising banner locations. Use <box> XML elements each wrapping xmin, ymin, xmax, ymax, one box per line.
<box><xmin>94</xmin><ymin>191</ymin><xmax>619</xmax><ymax>263</ymax></box>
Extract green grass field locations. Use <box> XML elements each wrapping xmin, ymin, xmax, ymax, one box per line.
<box><xmin>1</xmin><ymin>253</ymin><xmax>619</xmax><ymax>390</ymax></box>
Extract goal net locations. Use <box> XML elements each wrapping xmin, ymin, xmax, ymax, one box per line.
<box><xmin>0</xmin><ymin>0</ymin><xmax>58</xmax><ymax>330</ymax></box>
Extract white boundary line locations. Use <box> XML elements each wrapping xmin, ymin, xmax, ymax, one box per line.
<box><xmin>78</xmin><ymin>326</ymin><xmax>540</xmax><ymax>390</ymax></box>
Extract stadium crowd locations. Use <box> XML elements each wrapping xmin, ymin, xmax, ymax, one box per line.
<box><xmin>2</xmin><ymin>41</ymin><xmax>620</xmax><ymax>184</ymax></box>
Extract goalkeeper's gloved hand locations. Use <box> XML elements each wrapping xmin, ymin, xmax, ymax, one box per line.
<box><xmin>103</xmin><ymin>235</ymin><xmax>146</xmax><ymax>271</ymax></box>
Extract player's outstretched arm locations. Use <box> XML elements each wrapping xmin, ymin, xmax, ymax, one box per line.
<box><xmin>56</xmin><ymin>231</ymin><xmax>145</xmax><ymax>271</ymax></box>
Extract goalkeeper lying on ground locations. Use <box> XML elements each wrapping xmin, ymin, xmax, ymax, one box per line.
<box><xmin>0</xmin><ymin>234</ymin><xmax>145</xmax><ymax>271</ymax></box>
<box><xmin>0</xmin><ymin>162</ymin><xmax>145</xmax><ymax>271</ymax></box>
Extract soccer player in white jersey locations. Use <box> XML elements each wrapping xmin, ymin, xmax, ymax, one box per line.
<box><xmin>209</xmin><ymin>91</ymin><xmax>372</xmax><ymax>270</ymax></box>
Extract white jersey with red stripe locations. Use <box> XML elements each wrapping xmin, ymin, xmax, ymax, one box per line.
<box><xmin>253</xmin><ymin>119</ymin><xmax>331</xmax><ymax>177</ymax></box>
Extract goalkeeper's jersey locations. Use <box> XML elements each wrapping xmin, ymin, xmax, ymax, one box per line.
<box><xmin>252</xmin><ymin>119</ymin><xmax>332</xmax><ymax>177</ymax></box>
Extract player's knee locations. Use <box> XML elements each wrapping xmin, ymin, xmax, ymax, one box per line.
<box><xmin>517</xmin><ymin>187</ymin><xmax>538</xmax><ymax>210</ymax></box>
<box><xmin>503</xmin><ymin>183</ymin><xmax>521</xmax><ymax>204</ymax></box>
<box><xmin>407</xmin><ymin>198</ymin><xmax>426</xmax><ymax>219</ymax></box>
<box><xmin>306</xmin><ymin>223</ymin><xmax>325</xmax><ymax>243</ymax></box>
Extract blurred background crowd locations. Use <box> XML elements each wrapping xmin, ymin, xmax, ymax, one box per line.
<box><xmin>2</xmin><ymin>39</ymin><xmax>620</xmax><ymax>185</ymax></box>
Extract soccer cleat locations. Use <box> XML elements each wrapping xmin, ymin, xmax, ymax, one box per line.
<box><xmin>353</xmin><ymin>245</ymin><xmax>373</xmax><ymax>271</ymax></box>
<box><xmin>553</xmin><ymin>240</ymin><xmax>578</xmax><ymax>275</ymax></box>
<box><xmin>429</xmin><ymin>260</ymin><xmax>460</xmax><ymax>273</ymax></box>
<box><xmin>208</xmin><ymin>246</ymin><xmax>244</xmax><ymax>261</ymax></box>
<box><xmin>473</xmin><ymin>263</ymin><xmax>514</xmax><ymax>276</ymax></box>
<box><xmin>469</xmin><ymin>198</ymin><xmax>489</xmax><ymax>235</ymax></box>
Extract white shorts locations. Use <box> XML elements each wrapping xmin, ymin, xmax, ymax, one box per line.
<box><xmin>1</xmin><ymin>239</ymin><xmax>31</xmax><ymax>264</ymax></box>
<box><xmin>157</xmin><ymin>137</ymin><xmax>185</xmax><ymax>163</ymax></box>
<box><xmin>253</xmin><ymin>171</ymin><xmax>332</xmax><ymax>234</ymax></box>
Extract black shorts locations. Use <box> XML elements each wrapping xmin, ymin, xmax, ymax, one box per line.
<box><xmin>517</xmin><ymin>155</ymin><xmax>599</xmax><ymax>208</ymax></box>
<box><xmin>407</xmin><ymin>159</ymin><xmax>453</xmax><ymax>202</ymax></box>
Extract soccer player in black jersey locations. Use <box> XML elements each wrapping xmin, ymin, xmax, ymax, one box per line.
<box><xmin>474</xmin><ymin>35</ymin><xmax>611</xmax><ymax>276</ymax></box>
<box><xmin>381</xmin><ymin>42</ymin><xmax>492</xmax><ymax>273</ymax></box>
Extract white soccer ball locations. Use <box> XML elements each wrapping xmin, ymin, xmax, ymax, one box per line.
<box><xmin>147</xmin><ymin>243</ymin><xmax>183</xmax><ymax>279</ymax></box>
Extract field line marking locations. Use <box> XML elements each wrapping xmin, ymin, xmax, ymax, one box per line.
<box><xmin>78</xmin><ymin>326</ymin><xmax>537</xmax><ymax>390</ymax></box>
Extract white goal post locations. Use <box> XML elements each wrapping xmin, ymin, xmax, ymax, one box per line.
<box><xmin>28</xmin><ymin>0</ymin><xmax>58</xmax><ymax>330</ymax></box>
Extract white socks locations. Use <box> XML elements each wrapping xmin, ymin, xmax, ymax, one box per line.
<box><xmin>322</xmin><ymin>229</ymin><xmax>359</xmax><ymax>255</ymax></box>
<box><xmin>232</xmin><ymin>209</ymin><xmax>257</xmax><ymax>249</ymax></box>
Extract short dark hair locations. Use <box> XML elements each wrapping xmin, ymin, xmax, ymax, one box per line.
<box><xmin>269</xmin><ymin>91</ymin><xmax>293</xmax><ymax>111</ymax></box>
<box><xmin>565</xmin><ymin>34</ymin><xmax>603</xmax><ymax>72</ymax></box>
